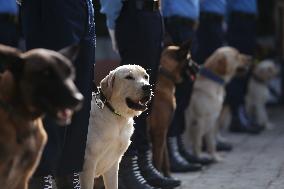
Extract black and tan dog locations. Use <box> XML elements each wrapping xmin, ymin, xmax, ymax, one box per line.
<box><xmin>148</xmin><ymin>42</ymin><xmax>199</xmax><ymax>177</ymax></box>
<box><xmin>0</xmin><ymin>44</ymin><xmax>83</xmax><ymax>189</ymax></box>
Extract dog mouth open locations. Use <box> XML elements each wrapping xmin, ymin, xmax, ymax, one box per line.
<box><xmin>126</xmin><ymin>95</ymin><xmax>151</xmax><ymax>111</ymax></box>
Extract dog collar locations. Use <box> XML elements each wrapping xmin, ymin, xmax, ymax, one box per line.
<box><xmin>92</xmin><ymin>87</ymin><xmax>122</xmax><ymax>117</ymax></box>
<box><xmin>199</xmin><ymin>67</ymin><xmax>225</xmax><ymax>85</ymax></box>
<box><xmin>159</xmin><ymin>66</ymin><xmax>176</xmax><ymax>83</ymax></box>
<box><xmin>252</xmin><ymin>74</ymin><xmax>266</xmax><ymax>84</ymax></box>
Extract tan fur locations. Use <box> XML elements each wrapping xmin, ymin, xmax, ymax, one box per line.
<box><xmin>148</xmin><ymin>45</ymin><xmax>192</xmax><ymax>176</ymax></box>
<box><xmin>81</xmin><ymin>65</ymin><xmax>150</xmax><ymax>189</ymax></box>
<box><xmin>246</xmin><ymin>60</ymin><xmax>278</xmax><ymax>129</ymax></box>
<box><xmin>184</xmin><ymin>47</ymin><xmax>250</xmax><ymax>162</ymax></box>
<box><xmin>0</xmin><ymin>71</ymin><xmax>47</xmax><ymax>189</ymax></box>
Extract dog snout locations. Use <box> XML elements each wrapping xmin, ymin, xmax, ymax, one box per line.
<box><xmin>142</xmin><ymin>84</ymin><xmax>151</xmax><ymax>93</ymax></box>
<box><xmin>71</xmin><ymin>92</ymin><xmax>84</xmax><ymax>111</ymax></box>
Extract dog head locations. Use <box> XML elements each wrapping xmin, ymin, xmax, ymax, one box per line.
<box><xmin>0</xmin><ymin>44</ymin><xmax>83</xmax><ymax>125</ymax></box>
<box><xmin>204</xmin><ymin>46</ymin><xmax>251</xmax><ymax>82</ymax></box>
<box><xmin>253</xmin><ymin>59</ymin><xmax>278</xmax><ymax>82</ymax></box>
<box><xmin>100</xmin><ymin>65</ymin><xmax>151</xmax><ymax>117</ymax></box>
<box><xmin>160</xmin><ymin>41</ymin><xmax>199</xmax><ymax>83</ymax></box>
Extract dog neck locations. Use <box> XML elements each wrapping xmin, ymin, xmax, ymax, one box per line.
<box><xmin>199</xmin><ymin>67</ymin><xmax>225</xmax><ymax>85</ymax></box>
<box><xmin>95</xmin><ymin>88</ymin><xmax>122</xmax><ymax>117</ymax></box>
<box><xmin>252</xmin><ymin>74</ymin><xmax>267</xmax><ymax>85</ymax></box>
<box><xmin>159</xmin><ymin>66</ymin><xmax>176</xmax><ymax>84</ymax></box>
<box><xmin>0</xmin><ymin>72</ymin><xmax>42</xmax><ymax>120</ymax></box>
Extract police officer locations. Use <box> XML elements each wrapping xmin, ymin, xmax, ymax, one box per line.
<box><xmin>225</xmin><ymin>0</ymin><xmax>263</xmax><ymax>134</ymax></box>
<box><xmin>99</xmin><ymin>0</ymin><xmax>180</xmax><ymax>189</ymax></box>
<box><xmin>0</xmin><ymin>0</ymin><xmax>19</xmax><ymax>47</ymax></box>
<box><xmin>20</xmin><ymin>0</ymin><xmax>95</xmax><ymax>188</ymax></box>
<box><xmin>162</xmin><ymin>0</ymin><xmax>210</xmax><ymax>170</ymax></box>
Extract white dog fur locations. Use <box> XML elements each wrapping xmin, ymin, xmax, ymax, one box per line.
<box><xmin>245</xmin><ymin>59</ymin><xmax>278</xmax><ymax>129</ymax></box>
<box><xmin>184</xmin><ymin>47</ymin><xmax>250</xmax><ymax>161</ymax></box>
<box><xmin>80</xmin><ymin>65</ymin><xmax>151</xmax><ymax>189</ymax></box>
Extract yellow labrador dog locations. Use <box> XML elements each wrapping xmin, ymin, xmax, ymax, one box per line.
<box><xmin>246</xmin><ymin>60</ymin><xmax>278</xmax><ymax>129</ymax></box>
<box><xmin>81</xmin><ymin>65</ymin><xmax>152</xmax><ymax>189</ymax></box>
<box><xmin>184</xmin><ymin>47</ymin><xmax>250</xmax><ymax>162</ymax></box>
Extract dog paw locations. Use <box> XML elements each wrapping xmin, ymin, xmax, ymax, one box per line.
<box><xmin>212</xmin><ymin>154</ymin><xmax>223</xmax><ymax>162</ymax></box>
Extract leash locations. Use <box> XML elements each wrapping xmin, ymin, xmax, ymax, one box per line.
<box><xmin>92</xmin><ymin>82</ymin><xmax>122</xmax><ymax>117</ymax></box>
<box><xmin>199</xmin><ymin>67</ymin><xmax>225</xmax><ymax>85</ymax></box>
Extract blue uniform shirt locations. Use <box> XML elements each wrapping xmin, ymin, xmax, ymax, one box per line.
<box><xmin>100</xmin><ymin>0</ymin><xmax>123</xmax><ymax>29</ymax></box>
<box><xmin>0</xmin><ymin>0</ymin><xmax>18</xmax><ymax>14</ymax></box>
<box><xmin>162</xmin><ymin>0</ymin><xmax>199</xmax><ymax>20</ymax></box>
<box><xmin>200</xmin><ymin>0</ymin><xmax>226</xmax><ymax>15</ymax></box>
<box><xmin>228</xmin><ymin>0</ymin><xmax>257</xmax><ymax>14</ymax></box>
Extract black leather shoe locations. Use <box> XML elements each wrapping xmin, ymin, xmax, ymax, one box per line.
<box><xmin>229</xmin><ymin>115</ymin><xmax>263</xmax><ymax>134</ymax></box>
<box><xmin>168</xmin><ymin>137</ymin><xmax>203</xmax><ymax>173</ymax></box>
<box><xmin>229</xmin><ymin>106</ymin><xmax>264</xmax><ymax>134</ymax></box>
<box><xmin>118</xmin><ymin>155</ymin><xmax>158</xmax><ymax>189</ymax></box>
<box><xmin>138</xmin><ymin>150</ymin><xmax>181</xmax><ymax>189</ymax></box>
<box><xmin>29</xmin><ymin>175</ymin><xmax>53</xmax><ymax>189</ymax></box>
<box><xmin>216</xmin><ymin>141</ymin><xmax>233</xmax><ymax>152</ymax></box>
<box><xmin>177</xmin><ymin>135</ymin><xmax>214</xmax><ymax>166</ymax></box>
<box><xmin>55</xmin><ymin>172</ymin><xmax>81</xmax><ymax>189</ymax></box>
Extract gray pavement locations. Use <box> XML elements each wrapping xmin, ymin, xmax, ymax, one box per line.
<box><xmin>174</xmin><ymin>107</ymin><xmax>284</xmax><ymax>189</ymax></box>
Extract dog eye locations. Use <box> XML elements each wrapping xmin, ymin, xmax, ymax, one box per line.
<box><xmin>125</xmin><ymin>75</ymin><xmax>135</xmax><ymax>80</ymax></box>
<box><xmin>144</xmin><ymin>75</ymin><xmax>149</xmax><ymax>80</ymax></box>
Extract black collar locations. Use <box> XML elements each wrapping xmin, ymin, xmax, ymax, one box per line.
<box><xmin>92</xmin><ymin>86</ymin><xmax>122</xmax><ymax>117</ymax></box>
<box><xmin>159</xmin><ymin>66</ymin><xmax>176</xmax><ymax>83</ymax></box>
<box><xmin>199</xmin><ymin>67</ymin><xmax>225</xmax><ymax>85</ymax></box>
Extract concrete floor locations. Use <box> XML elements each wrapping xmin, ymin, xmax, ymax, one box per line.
<box><xmin>174</xmin><ymin>107</ymin><xmax>284</xmax><ymax>189</ymax></box>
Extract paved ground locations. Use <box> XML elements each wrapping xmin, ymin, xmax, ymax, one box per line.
<box><xmin>174</xmin><ymin>107</ymin><xmax>284</xmax><ymax>189</ymax></box>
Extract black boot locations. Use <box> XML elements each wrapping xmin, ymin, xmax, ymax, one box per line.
<box><xmin>138</xmin><ymin>150</ymin><xmax>181</xmax><ymax>189</ymax></box>
<box><xmin>29</xmin><ymin>175</ymin><xmax>53</xmax><ymax>189</ymax></box>
<box><xmin>177</xmin><ymin>135</ymin><xmax>214</xmax><ymax>166</ymax></box>
<box><xmin>118</xmin><ymin>155</ymin><xmax>158</xmax><ymax>189</ymax></box>
<box><xmin>229</xmin><ymin>106</ymin><xmax>263</xmax><ymax>134</ymax></box>
<box><xmin>55</xmin><ymin>172</ymin><xmax>81</xmax><ymax>189</ymax></box>
<box><xmin>168</xmin><ymin>137</ymin><xmax>203</xmax><ymax>173</ymax></box>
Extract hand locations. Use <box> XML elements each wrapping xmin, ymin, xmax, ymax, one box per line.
<box><xmin>108</xmin><ymin>28</ymin><xmax>118</xmax><ymax>53</ymax></box>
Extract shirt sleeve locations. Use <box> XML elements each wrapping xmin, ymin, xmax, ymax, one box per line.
<box><xmin>99</xmin><ymin>0</ymin><xmax>123</xmax><ymax>29</ymax></box>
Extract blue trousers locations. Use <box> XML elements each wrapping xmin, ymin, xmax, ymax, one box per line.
<box><xmin>164</xmin><ymin>16</ymin><xmax>197</xmax><ymax>137</ymax></box>
<box><xmin>195</xmin><ymin>13</ymin><xmax>225</xmax><ymax>64</ymax></box>
<box><xmin>225</xmin><ymin>12</ymin><xmax>257</xmax><ymax>114</ymax></box>
<box><xmin>115</xmin><ymin>4</ymin><xmax>163</xmax><ymax>154</ymax></box>
<box><xmin>21</xmin><ymin>0</ymin><xmax>95</xmax><ymax>176</ymax></box>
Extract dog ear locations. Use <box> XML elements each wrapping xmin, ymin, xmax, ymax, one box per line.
<box><xmin>215</xmin><ymin>56</ymin><xmax>228</xmax><ymax>76</ymax></box>
<box><xmin>239</xmin><ymin>54</ymin><xmax>252</xmax><ymax>66</ymax></box>
<box><xmin>176</xmin><ymin>40</ymin><xmax>192</xmax><ymax>60</ymax></box>
<box><xmin>59</xmin><ymin>44</ymin><xmax>80</xmax><ymax>62</ymax></box>
<box><xmin>100</xmin><ymin>70</ymin><xmax>115</xmax><ymax>100</ymax></box>
<box><xmin>0</xmin><ymin>44</ymin><xmax>25</xmax><ymax>76</ymax></box>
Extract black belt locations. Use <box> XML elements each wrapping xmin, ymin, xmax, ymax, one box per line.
<box><xmin>230</xmin><ymin>11</ymin><xmax>257</xmax><ymax>20</ymax></box>
<box><xmin>0</xmin><ymin>13</ymin><xmax>18</xmax><ymax>24</ymax></box>
<box><xmin>123</xmin><ymin>0</ymin><xmax>160</xmax><ymax>12</ymax></box>
<box><xmin>165</xmin><ymin>16</ymin><xmax>197</xmax><ymax>28</ymax></box>
<box><xmin>200</xmin><ymin>12</ymin><xmax>224</xmax><ymax>22</ymax></box>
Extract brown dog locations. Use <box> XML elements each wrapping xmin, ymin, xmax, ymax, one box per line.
<box><xmin>148</xmin><ymin>42</ymin><xmax>198</xmax><ymax>176</ymax></box>
<box><xmin>0</xmin><ymin>44</ymin><xmax>83</xmax><ymax>189</ymax></box>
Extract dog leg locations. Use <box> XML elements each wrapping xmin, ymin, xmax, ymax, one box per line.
<box><xmin>162</xmin><ymin>143</ymin><xmax>171</xmax><ymax>177</ymax></box>
<box><xmin>103</xmin><ymin>161</ymin><xmax>119</xmax><ymax>189</ymax></box>
<box><xmin>80</xmin><ymin>162</ymin><xmax>96</xmax><ymax>189</ymax></box>
<box><xmin>188</xmin><ymin>119</ymin><xmax>203</xmax><ymax>158</ymax></box>
<box><xmin>205</xmin><ymin>127</ymin><xmax>222</xmax><ymax>162</ymax></box>
<box><xmin>151</xmin><ymin>131</ymin><xmax>167</xmax><ymax>172</ymax></box>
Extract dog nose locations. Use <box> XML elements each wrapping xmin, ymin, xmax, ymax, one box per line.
<box><xmin>142</xmin><ymin>84</ymin><xmax>151</xmax><ymax>92</ymax></box>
